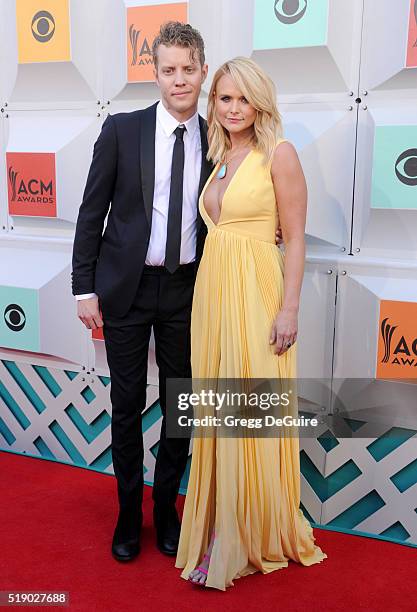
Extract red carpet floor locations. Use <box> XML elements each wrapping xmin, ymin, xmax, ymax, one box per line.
<box><xmin>1</xmin><ymin>450</ymin><xmax>416</xmax><ymax>612</ymax></box>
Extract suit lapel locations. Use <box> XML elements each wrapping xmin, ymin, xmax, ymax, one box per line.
<box><xmin>139</xmin><ymin>102</ymin><xmax>158</xmax><ymax>227</ymax></box>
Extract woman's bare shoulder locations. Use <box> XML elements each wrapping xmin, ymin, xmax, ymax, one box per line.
<box><xmin>271</xmin><ymin>140</ymin><xmax>300</xmax><ymax>175</ymax></box>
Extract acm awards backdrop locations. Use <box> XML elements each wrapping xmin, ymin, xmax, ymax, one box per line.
<box><xmin>0</xmin><ymin>0</ymin><xmax>417</xmax><ymax>547</ymax></box>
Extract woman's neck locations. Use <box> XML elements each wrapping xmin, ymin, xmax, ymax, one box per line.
<box><xmin>228</xmin><ymin>128</ymin><xmax>254</xmax><ymax>151</ymax></box>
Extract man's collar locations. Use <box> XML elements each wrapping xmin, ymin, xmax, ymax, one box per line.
<box><xmin>157</xmin><ymin>100</ymin><xmax>199</xmax><ymax>139</ymax></box>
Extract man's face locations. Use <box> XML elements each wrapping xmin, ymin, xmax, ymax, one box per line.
<box><xmin>154</xmin><ymin>44</ymin><xmax>208</xmax><ymax>119</ymax></box>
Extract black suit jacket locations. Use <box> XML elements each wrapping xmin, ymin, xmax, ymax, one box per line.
<box><xmin>71</xmin><ymin>102</ymin><xmax>213</xmax><ymax>318</ymax></box>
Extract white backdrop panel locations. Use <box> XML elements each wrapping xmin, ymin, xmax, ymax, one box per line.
<box><xmin>282</xmin><ymin>103</ymin><xmax>356</xmax><ymax>252</ymax></box>
<box><xmin>0</xmin><ymin>244</ymin><xmax>89</xmax><ymax>364</ymax></box>
<box><xmin>360</xmin><ymin>0</ymin><xmax>417</xmax><ymax>97</ymax></box>
<box><xmin>352</xmin><ymin>103</ymin><xmax>417</xmax><ymax>259</ymax></box>
<box><xmin>4</xmin><ymin>110</ymin><xmax>102</xmax><ymax>231</ymax></box>
<box><xmin>252</xmin><ymin>0</ymin><xmax>363</xmax><ymax>102</ymax></box>
<box><xmin>3</xmin><ymin>0</ymin><xmax>102</xmax><ymax>108</ymax></box>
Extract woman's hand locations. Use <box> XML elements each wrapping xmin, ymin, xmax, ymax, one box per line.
<box><xmin>275</xmin><ymin>226</ymin><xmax>283</xmax><ymax>246</ymax></box>
<box><xmin>269</xmin><ymin>308</ymin><xmax>298</xmax><ymax>356</ymax></box>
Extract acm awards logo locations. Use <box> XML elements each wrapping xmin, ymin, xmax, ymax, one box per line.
<box><xmin>129</xmin><ymin>24</ymin><xmax>153</xmax><ymax>67</ymax></box>
<box><xmin>8</xmin><ymin>166</ymin><xmax>54</xmax><ymax>204</ymax></box>
<box><xmin>4</xmin><ymin>304</ymin><xmax>26</xmax><ymax>332</ymax></box>
<box><xmin>380</xmin><ymin>318</ymin><xmax>417</xmax><ymax>369</ymax></box>
<box><xmin>274</xmin><ymin>0</ymin><xmax>307</xmax><ymax>24</ymax></box>
<box><xmin>31</xmin><ymin>10</ymin><xmax>56</xmax><ymax>43</ymax></box>
<box><xmin>395</xmin><ymin>149</ymin><xmax>417</xmax><ymax>186</ymax></box>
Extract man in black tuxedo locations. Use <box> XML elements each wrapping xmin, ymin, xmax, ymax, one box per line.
<box><xmin>72</xmin><ymin>22</ymin><xmax>211</xmax><ymax>562</ymax></box>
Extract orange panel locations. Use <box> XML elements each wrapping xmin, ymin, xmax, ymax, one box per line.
<box><xmin>7</xmin><ymin>152</ymin><xmax>57</xmax><ymax>217</ymax></box>
<box><xmin>127</xmin><ymin>3</ymin><xmax>188</xmax><ymax>82</ymax></box>
<box><xmin>377</xmin><ymin>300</ymin><xmax>417</xmax><ymax>379</ymax></box>
<box><xmin>406</xmin><ymin>0</ymin><xmax>417</xmax><ymax>67</ymax></box>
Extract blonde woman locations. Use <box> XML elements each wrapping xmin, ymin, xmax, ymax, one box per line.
<box><xmin>175</xmin><ymin>57</ymin><xmax>327</xmax><ymax>590</ymax></box>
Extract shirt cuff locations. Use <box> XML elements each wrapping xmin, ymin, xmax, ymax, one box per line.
<box><xmin>75</xmin><ymin>293</ymin><xmax>97</xmax><ymax>300</ymax></box>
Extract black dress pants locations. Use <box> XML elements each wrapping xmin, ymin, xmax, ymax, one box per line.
<box><xmin>102</xmin><ymin>263</ymin><xmax>195</xmax><ymax>526</ymax></box>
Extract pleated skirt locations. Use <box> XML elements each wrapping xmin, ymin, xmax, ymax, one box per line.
<box><xmin>175</xmin><ymin>228</ymin><xmax>327</xmax><ymax>590</ymax></box>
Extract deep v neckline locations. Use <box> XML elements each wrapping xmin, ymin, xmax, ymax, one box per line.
<box><xmin>202</xmin><ymin>149</ymin><xmax>254</xmax><ymax>227</ymax></box>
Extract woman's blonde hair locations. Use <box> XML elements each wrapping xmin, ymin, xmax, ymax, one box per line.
<box><xmin>207</xmin><ymin>57</ymin><xmax>283</xmax><ymax>165</ymax></box>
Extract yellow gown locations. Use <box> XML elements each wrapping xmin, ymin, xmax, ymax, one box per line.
<box><xmin>175</xmin><ymin>141</ymin><xmax>327</xmax><ymax>590</ymax></box>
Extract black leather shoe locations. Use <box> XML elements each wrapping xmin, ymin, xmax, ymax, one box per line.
<box><xmin>153</xmin><ymin>506</ymin><xmax>180</xmax><ymax>556</ymax></box>
<box><xmin>111</xmin><ymin>508</ymin><xmax>142</xmax><ymax>562</ymax></box>
<box><xmin>112</xmin><ymin>537</ymin><xmax>140</xmax><ymax>562</ymax></box>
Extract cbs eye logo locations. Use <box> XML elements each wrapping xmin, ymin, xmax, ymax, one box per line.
<box><xmin>274</xmin><ymin>0</ymin><xmax>307</xmax><ymax>24</ymax></box>
<box><xmin>4</xmin><ymin>304</ymin><xmax>26</xmax><ymax>332</ymax></box>
<box><xmin>395</xmin><ymin>149</ymin><xmax>417</xmax><ymax>186</ymax></box>
<box><xmin>31</xmin><ymin>10</ymin><xmax>56</xmax><ymax>43</ymax></box>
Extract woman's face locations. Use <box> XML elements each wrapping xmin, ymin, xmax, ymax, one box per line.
<box><xmin>214</xmin><ymin>74</ymin><xmax>257</xmax><ymax>136</ymax></box>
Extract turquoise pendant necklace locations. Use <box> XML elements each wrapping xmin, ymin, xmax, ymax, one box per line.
<box><xmin>217</xmin><ymin>143</ymin><xmax>252</xmax><ymax>179</ymax></box>
<box><xmin>217</xmin><ymin>162</ymin><xmax>227</xmax><ymax>179</ymax></box>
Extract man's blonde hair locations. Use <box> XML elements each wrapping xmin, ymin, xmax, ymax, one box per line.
<box><xmin>207</xmin><ymin>57</ymin><xmax>283</xmax><ymax>164</ymax></box>
<box><xmin>152</xmin><ymin>21</ymin><xmax>205</xmax><ymax>69</ymax></box>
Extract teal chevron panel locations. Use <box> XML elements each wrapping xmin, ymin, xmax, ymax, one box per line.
<box><xmin>300</xmin><ymin>450</ymin><xmax>362</xmax><ymax>501</ymax></box>
<box><xmin>318</xmin><ymin>429</ymin><xmax>339</xmax><ymax>452</ymax></box>
<box><xmin>179</xmin><ymin>455</ymin><xmax>191</xmax><ymax>493</ymax></box>
<box><xmin>343</xmin><ymin>418</ymin><xmax>367</xmax><ymax>432</ymax></box>
<box><xmin>2</xmin><ymin>360</ymin><xmax>46</xmax><ymax>414</ymax></box>
<box><xmin>33</xmin><ymin>436</ymin><xmax>55</xmax><ymax>459</ymax></box>
<box><xmin>299</xmin><ymin>502</ymin><xmax>314</xmax><ymax>524</ymax></box>
<box><xmin>32</xmin><ymin>365</ymin><xmax>62</xmax><ymax>398</ymax></box>
<box><xmin>391</xmin><ymin>458</ymin><xmax>417</xmax><ymax>493</ymax></box>
<box><xmin>49</xmin><ymin>420</ymin><xmax>87</xmax><ymax>466</ymax></box>
<box><xmin>0</xmin><ymin>416</ymin><xmax>16</xmax><ymax>445</ymax></box>
<box><xmin>380</xmin><ymin>521</ymin><xmax>410</xmax><ymax>542</ymax></box>
<box><xmin>89</xmin><ymin>446</ymin><xmax>113</xmax><ymax>471</ymax></box>
<box><xmin>150</xmin><ymin>440</ymin><xmax>159</xmax><ymax>461</ymax></box>
<box><xmin>142</xmin><ymin>400</ymin><xmax>162</xmax><ymax>431</ymax></box>
<box><xmin>80</xmin><ymin>386</ymin><xmax>96</xmax><ymax>404</ymax></box>
<box><xmin>1</xmin><ymin>359</ymin><xmax>416</xmax><ymax>546</ymax></box>
<box><xmin>64</xmin><ymin>370</ymin><xmax>79</xmax><ymax>380</ymax></box>
<box><xmin>0</xmin><ymin>380</ymin><xmax>31</xmax><ymax>430</ymax></box>
<box><xmin>64</xmin><ymin>403</ymin><xmax>111</xmax><ymax>443</ymax></box>
<box><xmin>367</xmin><ymin>428</ymin><xmax>417</xmax><ymax>462</ymax></box>
<box><xmin>329</xmin><ymin>490</ymin><xmax>386</xmax><ymax>529</ymax></box>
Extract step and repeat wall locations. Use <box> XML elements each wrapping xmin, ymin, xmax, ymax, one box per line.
<box><xmin>0</xmin><ymin>0</ymin><xmax>416</xmax><ymax>546</ymax></box>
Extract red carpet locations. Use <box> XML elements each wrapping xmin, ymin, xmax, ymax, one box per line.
<box><xmin>1</xmin><ymin>450</ymin><xmax>416</xmax><ymax>612</ymax></box>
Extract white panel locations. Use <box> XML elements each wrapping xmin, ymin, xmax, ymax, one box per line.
<box><xmin>0</xmin><ymin>244</ymin><xmax>89</xmax><ymax>364</ymax></box>
<box><xmin>71</xmin><ymin>0</ymin><xmax>102</xmax><ymax>102</ymax></box>
<box><xmin>282</xmin><ymin>103</ymin><xmax>356</xmax><ymax>251</ymax></box>
<box><xmin>0</xmin><ymin>0</ymin><xmax>18</xmax><ymax>105</ymax></box>
<box><xmin>252</xmin><ymin>0</ymin><xmax>363</xmax><ymax>102</ymax></box>
<box><xmin>190</xmin><ymin>0</ymin><xmax>253</xmax><ymax>94</ymax></box>
<box><xmin>56</xmin><ymin>116</ymin><xmax>103</xmax><ymax>222</ymax></box>
<box><xmin>101</xmin><ymin>0</ymin><xmax>129</xmax><ymax>101</ymax></box>
<box><xmin>5</xmin><ymin>110</ymin><xmax>102</xmax><ymax>230</ymax></box>
<box><xmin>296</xmin><ymin>258</ymin><xmax>337</xmax><ymax>418</ymax></box>
<box><xmin>0</xmin><ymin>114</ymin><xmax>9</xmax><ymax>234</ymax></box>
<box><xmin>298</xmin><ymin>259</ymin><xmax>336</xmax><ymax>379</ymax></box>
<box><xmin>40</xmin><ymin>267</ymin><xmax>90</xmax><ymax>365</ymax></box>
<box><xmin>103</xmin><ymin>0</ymin><xmax>192</xmax><ymax>102</ymax></box>
<box><xmin>360</xmin><ymin>0</ymin><xmax>417</xmax><ymax>96</ymax></box>
<box><xmin>333</xmin><ymin>261</ymin><xmax>417</xmax><ymax>429</ymax></box>
<box><xmin>4</xmin><ymin>0</ymin><xmax>101</xmax><ymax>108</ymax></box>
<box><xmin>352</xmin><ymin>103</ymin><xmax>417</xmax><ymax>259</ymax></box>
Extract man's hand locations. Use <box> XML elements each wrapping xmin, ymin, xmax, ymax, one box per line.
<box><xmin>275</xmin><ymin>226</ymin><xmax>284</xmax><ymax>246</ymax></box>
<box><xmin>77</xmin><ymin>296</ymin><xmax>103</xmax><ymax>330</ymax></box>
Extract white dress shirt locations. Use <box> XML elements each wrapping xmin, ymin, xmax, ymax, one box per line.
<box><xmin>76</xmin><ymin>101</ymin><xmax>202</xmax><ymax>300</ymax></box>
